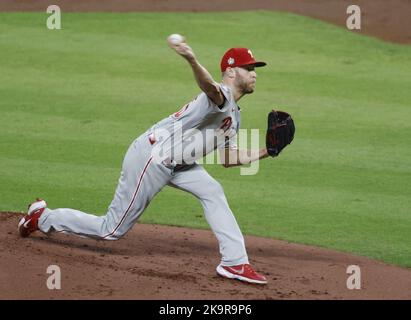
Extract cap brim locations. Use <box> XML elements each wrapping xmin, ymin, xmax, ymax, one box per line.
<box><xmin>254</xmin><ymin>61</ymin><xmax>267</xmax><ymax>68</ymax></box>
<box><xmin>239</xmin><ymin>61</ymin><xmax>267</xmax><ymax>69</ymax></box>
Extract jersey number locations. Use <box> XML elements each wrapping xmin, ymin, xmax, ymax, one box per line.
<box><xmin>220</xmin><ymin>117</ymin><xmax>232</xmax><ymax>132</ymax></box>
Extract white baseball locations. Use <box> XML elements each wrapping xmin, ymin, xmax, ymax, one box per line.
<box><xmin>167</xmin><ymin>34</ymin><xmax>185</xmax><ymax>46</ymax></box>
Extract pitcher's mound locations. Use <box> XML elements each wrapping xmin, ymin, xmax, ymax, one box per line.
<box><xmin>1</xmin><ymin>212</ymin><xmax>410</xmax><ymax>299</ymax></box>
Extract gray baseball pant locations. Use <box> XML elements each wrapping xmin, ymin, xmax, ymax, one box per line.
<box><xmin>38</xmin><ymin>133</ymin><xmax>249</xmax><ymax>266</ymax></box>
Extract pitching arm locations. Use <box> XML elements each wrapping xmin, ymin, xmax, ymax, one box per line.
<box><xmin>169</xmin><ymin>39</ymin><xmax>225</xmax><ymax>106</ymax></box>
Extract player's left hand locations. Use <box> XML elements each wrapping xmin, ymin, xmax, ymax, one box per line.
<box><xmin>266</xmin><ymin>110</ymin><xmax>295</xmax><ymax>157</ymax></box>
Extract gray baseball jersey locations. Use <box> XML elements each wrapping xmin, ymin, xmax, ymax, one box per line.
<box><xmin>147</xmin><ymin>84</ymin><xmax>240</xmax><ymax>165</ymax></box>
<box><xmin>38</xmin><ymin>83</ymin><xmax>249</xmax><ymax>267</ymax></box>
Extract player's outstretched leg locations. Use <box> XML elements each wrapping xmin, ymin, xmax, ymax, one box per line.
<box><xmin>21</xmin><ymin>135</ymin><xmax>172</xmax><ymax>240</ymax></box>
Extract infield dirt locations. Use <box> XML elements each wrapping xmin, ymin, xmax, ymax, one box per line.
<box><xmin>1</xmin><ymin>212</ymin><xmax>411</xmax><ymax>299</ymax></box>
<box><xmin>1</xmin><ymin>0</ymin><xmax>410</xmax><ymax>44</ymax></box>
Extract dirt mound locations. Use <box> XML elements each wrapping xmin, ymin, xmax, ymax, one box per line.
<box><xmin>1</xmin><ymin>212</ymin><xmax>410</xmax><ymax>299</ymax></box>
<box><xmin>0</xmin><ymin>0</ymin><xmax>410</xmax><ymax>44</ymax></box>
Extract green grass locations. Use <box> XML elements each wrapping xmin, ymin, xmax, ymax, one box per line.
<box><xmin>1</xmin><ymin>11</ymin><xmax>410</xmax><ymax>267</ymax></box>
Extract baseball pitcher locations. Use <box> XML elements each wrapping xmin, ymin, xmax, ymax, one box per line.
<box><xmin>18</xmin><ymin>36</ymin><xmax>295</xmax><ymax>285</ymax></box>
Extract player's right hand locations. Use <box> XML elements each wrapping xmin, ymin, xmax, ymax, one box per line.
<box><xmin>172</xmin><ymin>42</ymin><xmax>196</xmax><ymax>63</ymax></box>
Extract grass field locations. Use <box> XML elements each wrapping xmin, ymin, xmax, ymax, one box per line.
<box><xmin>1</xmin><ymin>11</ymin><xmax>410</xmax><ymax>267</ymax></box>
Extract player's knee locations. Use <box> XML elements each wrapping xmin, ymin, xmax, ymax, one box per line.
<box><xmin>101</xmin><ymin>231</ymin><xmax>123</xmax><ymax>241</ymax></box>
<box><xmin>101</xmin><ymin>220</ymin><xmax>126</xmax><ymax>240</ymax></box>
<box><xmin>104</xmin><ymin>235</ymin><xmax>122</xmax><ymax>241</ymax></box>
<box><xmin>204</xmin><ymin>180</ymin><xmax>224</xmax><ymax>197</ymax></box>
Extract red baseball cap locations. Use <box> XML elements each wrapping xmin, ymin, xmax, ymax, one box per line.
<box><xmin>220</xmin><ymin>48</ymin><xmax>266</xmax><ymax>72</ymax></box>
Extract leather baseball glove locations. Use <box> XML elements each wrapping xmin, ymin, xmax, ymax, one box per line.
<box><xmin>266</xmin><ymin>110</ymin><xmax>295</xmax><ymax>157</ymax></box>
